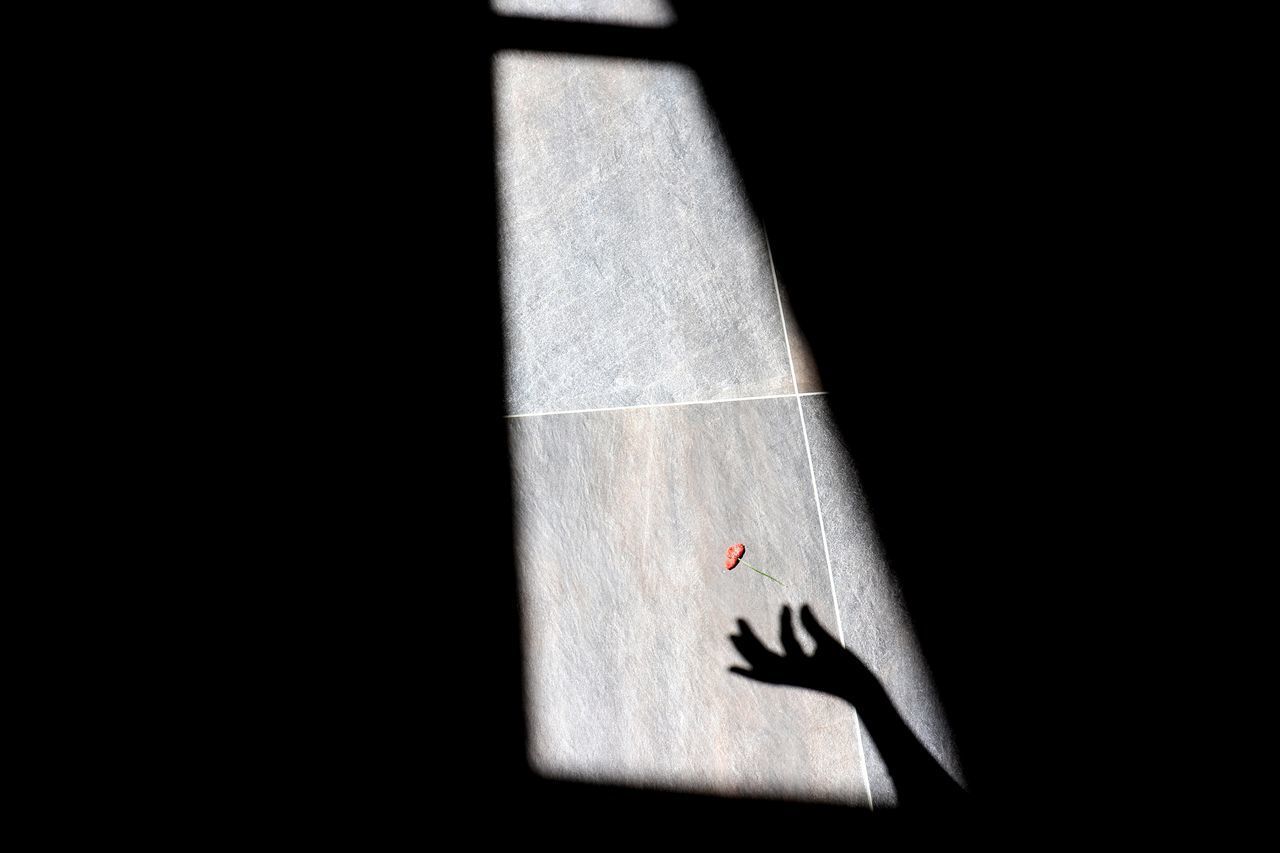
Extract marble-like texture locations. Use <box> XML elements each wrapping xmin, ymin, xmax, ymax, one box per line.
<box><xmin>492</xmin><ymin>0</ymin><xmax>676</xmax><ymax>28</ymax></box>
<box><xmin>508</xmin><ymin>398</ymin><xmax>871</xmax><ymax>804</ymax></box>
<box><xmin>495</xmin><ymin>9</ymin><xmax>957</xmax><ymax>806</ymax></box>
<box><xmin>800</xmin><ymin>395</ymin><xmax>964</xmax><ymax>805</ymax></box>
<box><xmin>494</xmin><ymin>53</ymin><xmax>794</xmax><ymax>414</ymax></box>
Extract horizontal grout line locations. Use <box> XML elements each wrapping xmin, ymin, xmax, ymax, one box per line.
<box><xmin>505</xmin><ymin>391</ymin><xmax>827</xmax><ymax>419</ymax></box>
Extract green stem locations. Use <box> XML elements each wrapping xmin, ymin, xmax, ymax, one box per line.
<box><xmin>739</xmin><ymin>559</ymin><xmax>784</xmax><ymax>586</ymax></box>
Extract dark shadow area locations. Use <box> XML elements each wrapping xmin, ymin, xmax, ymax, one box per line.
<box><xmin>224</xmin><ymin>3</ymin><xmax>1139</xmax><ymax>838</ymax></box>
<box><xmin>730</xmin><ymin>605</ymin><xmax>965</xmax><ymax>809</ymax></box>
<box><xmin>492</xmin><ymin>1</ymin><xmax>1127</xmax><ymax>824</ymax></box>
<box><xmin>461</xmin><ymin>3</ymin><xmax>1101</xmax><ymax>830</ymax></box>
<box><xmin>478</xmin><ymin>3</ymin><xmax>1098</xmax><ymax>824</ymax></box>
<box><xmin>664</xmin><ymin>3</ymin><xmax>1120</xmax><ymax>818</ymax></box>
<box><xmin>491</xmin><ymin>13</ymin><xmax>684</xmax><ymax>61</ymax></box>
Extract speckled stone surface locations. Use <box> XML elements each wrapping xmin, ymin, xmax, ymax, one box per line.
<box><xmin>494</xmin><ymin>52</ymin><xmax>793</xmax><ymax>414</ymax></box>
<box><xmin>492</xmin><ymin>0</ymin><xmax>676</xmax><ymax>27</ymax></box>
<box><xmin>800</xmin><ymin>395</ymin><xmax>965</xmax><ymax>804</ymax></box>
<box><xmin>508</xmin><ymin>398</ymin><xmax>871</xmax><ymax>804</ymax></box>
<box><xmin>494</xmin><ymin>7</ymin><xmax>959</xmax><ymax>806</ymax></box>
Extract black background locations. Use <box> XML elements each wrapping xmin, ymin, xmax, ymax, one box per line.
<box><xmin>144</xmin><ymin>3</ymin><xmax>1185</xmax><ymax>840</ymax></box>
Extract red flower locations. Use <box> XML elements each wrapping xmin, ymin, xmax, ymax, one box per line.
<box><xmin>725</xmin><ymin>543</ymin><xmax>746</xmax><ymax>570</ymax></box>
<box><xmin>721</xmin><ymin>543</ymin><xmax>783</xmax><ymax>586</ymax></box>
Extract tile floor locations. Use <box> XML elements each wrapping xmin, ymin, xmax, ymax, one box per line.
<box><xmin>495</xmin><ymin>14</ymin><xmax>961</xmax><ymax>807</ymax></box>
<box><xmin>492</xmin><ymin>0</ymin><xmax>676</xmax><ymax>28</ymax></box>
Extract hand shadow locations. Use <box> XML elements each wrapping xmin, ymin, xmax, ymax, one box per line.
<box><xmin>730</xmin><ymin>605</ymin><xmax>965</xmax><ymax>809</ymax></box>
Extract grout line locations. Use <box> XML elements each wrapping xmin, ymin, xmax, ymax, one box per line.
<box><xmin>504</xmin><ymin>391</ymin><xmax>826</xmax><ymax>420</ymax></box>
<box><xmin>765</xmin><ymin>229</ymin><xmax>875</xmax><ymax>811</ymax></box>
<box><xmin>766</xmin><ymin>230</ymin><xmax>803</xmax><ymax>398</ymax></box>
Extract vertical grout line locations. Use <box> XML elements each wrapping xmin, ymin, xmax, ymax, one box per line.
<box><xmin>765</xmin><ymin>229</ymin><xmax>875</xmax><ymax>811</ymax></box>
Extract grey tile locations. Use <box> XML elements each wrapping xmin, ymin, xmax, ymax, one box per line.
<box><xmin>800</xmin><ymin>395</ymin><xmax>965</xmax><ymax>805</ymax></box>
<box><xmin>492</xmin><ymin>0</ymin><xmax>676</xmax><ymax>27</ymax></box>
<box><xmin>495</xmin><ymin>53</ymin><xmax>794</xmax><ymax>414</ymax></box>
<box><xmin>508</xmin><ymin>398</ymin><xmax>871</xmax><ymax>804</ymax></box>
